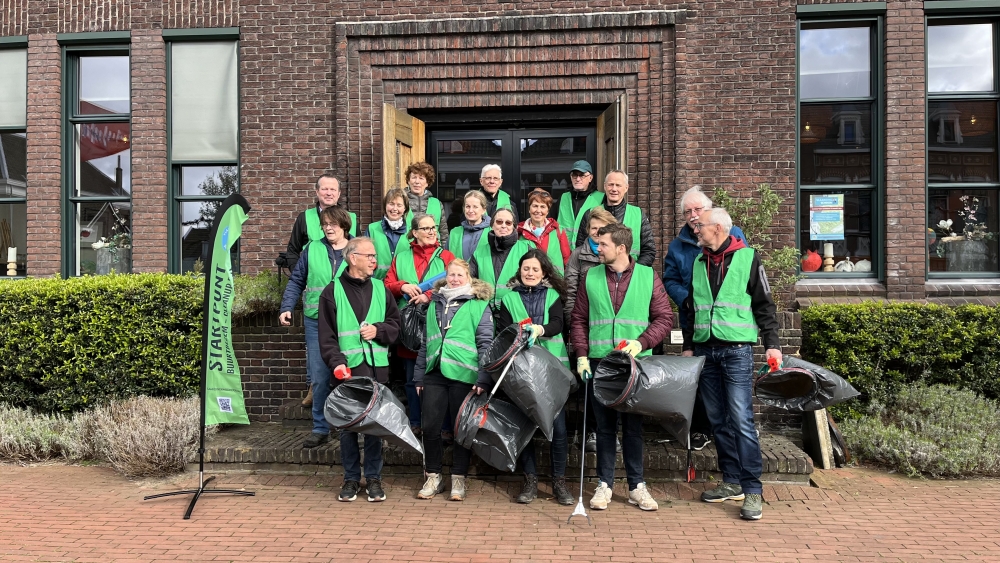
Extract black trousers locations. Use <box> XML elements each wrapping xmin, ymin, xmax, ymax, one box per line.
<box><xmin>421</xmin><ymin>371</ymin><xmax>473</xmax><ymax>475</ymax></box>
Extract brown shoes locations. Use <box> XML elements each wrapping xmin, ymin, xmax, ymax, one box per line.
<box><xmin>301</xmin><ymin>384</ymin><xmax>313</xmax><ymax>407</ymax></box>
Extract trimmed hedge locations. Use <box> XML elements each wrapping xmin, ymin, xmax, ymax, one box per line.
<box><xmin>801</xmin><ymin>302</ymin><xmax>1000</xmax><ymax>418</ymax></box>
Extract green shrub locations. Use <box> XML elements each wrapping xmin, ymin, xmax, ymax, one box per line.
<box><xmin>842</xmin><ymin>384</ymin><xmax>1000</xmax><ymax>478</ymax></box>
<box><xmin>801</xmin><ymin>302</ymin><xmax>1000</xmax><ymax>419</ymax></box>
<box><xmin>232</xmin><ymin>269</ymin><xmax>288</xmax><ymax>320</ymax></box>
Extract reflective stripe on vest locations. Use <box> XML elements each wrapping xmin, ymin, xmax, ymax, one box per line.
<box><xmin>448</xmin><ymin>225</ymin><xmax>489</xmax><ymax>262</ymax></box>
<box><xmin>472</xmin><ymin>238</ymin><xmax>536</xmax><ymax>311</ymax></box>
<box><xmin>557</xmin><ymin>190</ymin><xmax>604</xmax><ymax>246</ymax></box>
<box><xmin>368</xmin><ymin>221</ymin><xmax>400</xmax><ymax>280</ymax></box>
<box><xmin>585</xmin><ymin>264</ymin><xmax>654</xmax><ymax>357</ymax></box>
<box><xmin>499</xmin><ymin>288</ymin><xmax>569</xmax><ymax>367</ymax></box>
<box><xmin>393</xmin><ymin>246</ymin><xmax>446</xmax><ymax>308</ymax></box>
<box><xmin>425</xmin><ymin>299</ymin><xmax>489</xmax><ymax>384</ymax></box>
<box><xmin>304</xmin><ymin>207</ymin><xmax>324</xmax><ymax>242</ymax></box>
<box><xmin>692</xmin><ymin>247</ymin><xmax>759</xmax><ymax>344</ymax></box>
<box><xmin>333</xmin><ymin>277</ymin><xmax>389</xmax><ymax>368</ymax></box>
<box><xmin>302</xmin><ymin>242</ymin><xmax>348</xmax><ymax>319</ymax></box>
<box><xmin>406</xmin><ymin>197</ymin><xmax>443</xmax><ymax>242</ymax></box>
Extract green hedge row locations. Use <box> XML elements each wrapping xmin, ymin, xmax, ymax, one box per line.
<box><xmin>0</xmin><ymin>272</ymin><xmax>286</xmax><ymax>413</ymax></box>
<box><xmin>801</xmin><ymin>302</ymin><xmax>1000</xmax><ymax>418</ymax></box>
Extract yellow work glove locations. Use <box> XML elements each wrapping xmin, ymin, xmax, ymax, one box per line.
<box><xmin>621</xmin><ymin>340</ymin><xmax>642</xmax><ymax>357</ymax></box>
<box><xmin>527</xmin><ymin>324</ymin><xmax>544</xmax><ymax>346</ymax></box>
<box><xmin>577</xmin><ymin>357</ymin><xmax>592</xmax><ymax>381</ymax></box>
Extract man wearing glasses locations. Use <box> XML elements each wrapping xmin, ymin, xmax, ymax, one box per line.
<box><xmin>479</xmin><ymin>164</ymin><xmax>518</xmax><ymax>225</ymax></box>
<box><xmin>318</xmin><ymin>237</ymin><xmax>401</xmax><ymax>503</ymax></box>
<box><xmin>556</xmin><ymin>160</ymin><xmax>604</xmax><ymax>246</ymax></box>
<box><xmin>662</xmin><ymin>186</ymin><xmax>746</xmax><ymax>451</ymax></box>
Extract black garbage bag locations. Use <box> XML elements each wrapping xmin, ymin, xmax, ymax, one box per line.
<box><xmin>454</xmin><ymin>391</ymin><xmax>538</xmax><ymax>472</ymax></box>
<box><xmin>399</xmin><ymin>302</ymin><xmax>428</xmax><ymax>352</ymax></box>
<box><xmin>753</xmin><ymin>356</ymin><xmax>860</xmax><ymax>412</ymax></box>
<box><xmin>489</xmin><ymin>344</ymin><xmax>578</xmax><ymax>441</ymax></box>
<box><xmin>324</xmin><ymin>376</ymin><xmax>423</xmax><ymax>454</ymax></box>
<box><xmin>593</xmin><ymin>352</ymin><xmax>705</xmax><ymax>447</ymax></box>
<box><xmin>481</xmin><ymin>324</ymin><xmax>530</xmax><ymax>375</ymax></box>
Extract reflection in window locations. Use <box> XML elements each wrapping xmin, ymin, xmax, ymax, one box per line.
<box><xmin>799</xmin><ymin>27</ymin><xmax>871</xmax><ymax>99</ymax></box>
<box><xmin>928</xmin><ymin>24</ymin><xmax>994</xmax><ymax>93</ymax></box>
<box><xmin>928</xmin><ymin>189</ymin><xmax>999</xmax><ymax>273</ymax></box>
<box><xmin>75</xmin><ymin>123</ymin><xmax>130</xmax><ymax>196</ymax></box>
<box><xmin>78</xmin><ymin>56</ymin><xmax>130</xmax><ymax>114</ymax></box>
<box><xmin>928</xmin><ymin>101</ymin><xmax>997</xmax><ymax>183</ymax></box>
<box><xmin>519</xmin><ymin>136</ymin><xmax>588</xmax><ymax>207</ymax></box>
<box><xmin>800</xmin><ymin>103</ymin><xmax>872</xmax><ymax>185</ymax></box>
<box><xmin>78</xmin><ymin>200</ymin><xmax>131</xmax><ymax>275</ymax></box>
<box><xmin>178</xmin><ymin>166</ymin><xmax>239</xmax><ymax>273</ymax></box>
<box><xmin>435</xmin><ymin>139</ymin><xmax>503</xmax><ymax>230</ymax></box>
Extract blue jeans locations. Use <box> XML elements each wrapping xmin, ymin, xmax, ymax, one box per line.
<box><xmin>695</xmin><ymin>343</ymin><xmax>763</xmax><ymax>495</ymax></box>
<box><xmin>304</xmin><ymin>316</ymin><xmax>332</xmax><ymax>435</ymax></box>
<box><xmin>589</xmin><ymin>378</ymin><xmax>644</xmax><ymax>490</ymax></box>
<box><xmin>340</xmin><ymin>430</ymin><xmax>384</xmax><ymax>482</ymax></box>
<box><xmin>519</xmin><ymin>408</ymin><xmax>568</xmax><ymax>478</ymax></box>
<box><xmin>404</xmin><ymin>357</ymin><xmax>421</xmax><ymax>427</ymax></box>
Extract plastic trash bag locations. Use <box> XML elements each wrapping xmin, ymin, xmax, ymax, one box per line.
<box><xmin>593</xmin><ymin>352</ymin><xmax>705</xmax><ymax>447</ymax></box>
<box><xmin>489</xmin><ymin>344</ymin><xmax>578</xmax><ymax>441</ymax></box>
<box><xmin>454</xmin><ymin>391</ymin><xmax>538</xmax><ymax>472</ymax></box>
<box><xmin>481</xmin><ymin>324</ymin><xmax>531</xmax><ymax>375</ymax></box>
<box><xmin>324</xmin><ymin>376</ymin><xmax>423</xmax><ymax>454</ymax></box>
<box><xmin>399</xmin><ymin>302</ymin><xmax>428</xmax><ymax>352</ymax></box>
<box><xmin>753</xmin><ymin>356</ymin><xmax>860</xmax><ymax>412</ymax></box>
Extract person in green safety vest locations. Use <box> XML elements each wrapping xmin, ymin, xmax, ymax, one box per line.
<box><xmin>680</xmin><ymin>207</ymin><xmax>781</xmax><ymax>522</ymax></box>
<box><xmin>446</xmin><ymin>189</ymin><xmax>491</xmax><ymax>261</ymax></box>
<box><xmin>569</xmin><ymin>222</ymin><xmax>673</xmax><ymax>513</ymax></box>
<box><xmin>556</xmin><ymin>159</ymin><xmax>604</xmax><ymax>247</ymax></box>
<box><xmin>478</xmin><ymin>163</ymin><xmax>519</xmax><ymax>225</ymax></box>
<box><xmin>574</xmin><ymin>170</ymin><xmax>657</xmax><ymax>267</ymax></box>
<box><xmin>364</xmin><ymin>187</ymin><xmax>410</xmax><ymax>280</ymax></box>
<box><xmin>278</xmin><ymin>205</ymin><xmax>353</xmax><ymax>448</ymax></box>
<box><xmin>285</xmin><ymin>173</ymin><xmax>358</xmax><ymax>270</ymax></box>
<box><xmin>493</xmin><ymin>248</ymin><xmax>574</xmax><ymax>507</ymax></box>
<box><xmin>414</xmin><ymin>259</ymin><xmax>494</xmax><ymax>502</ymax></box>
<box><xmin>316</xmin><ymin>237</ymin><xmax>401</xmax><ymax>503</ymax></box>
<box><xmin>403</xmin><ymin>161</ymin><xmax>449</xmax><ymax>244</ymax></box>
<box><xmin>469</xmin><ymin>207</ymin><xmax>536</xmax><ymax>312</ymax></box>
<box><xmin>516</xmin><ymin>189</ymin><xmax>571</xmax><ymax>275</ymax></box>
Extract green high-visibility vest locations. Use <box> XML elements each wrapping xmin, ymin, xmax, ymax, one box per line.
<box><xmin>302</xmin><ymin>241</ymin><xmax>348</xmax><ymax>319</ymax></box>
<box><xmin>425</xmin><ymin>299</ymin><xmax>489</xmax><ymax>384</ymax></box>
<box><xmin>447</xmin><ymin>225</ymin><xmax>490</xmax><ymax>262</ymax></box>
<box><xmin>692</xmin><ymin>248</ymin><xmax>759</xmax><ymax>344</ymax></box>
<box><xmin>406</xmin><ymin>197</ymin><xmax>443</xmax><ymax>242</ymax></box>
<box><xmin>393</xmin><ymin>246</ymin><xmax>446</xmax><ymax>308</ymax></box>
<box><xmin>304</xmin><ymin>206</ymin><xmax>357</xmax><ymax>238</ymax></box>
<box><xmin>557</xmin><ymin>190</ymin><xmax>604</xmax><ymax>246</ymax></box>
<box><xmin>333</xmin><ymin>277</ymin><xmax>390</xmax><ymax>368</ymax></box>
<box><xmin>367</xmin><ymin>221</ymin><xmax>401</xmax><ymax>280</ymax></box>
<box><xmin>610</xmin><ymin>204</ymin><xmax>643</xmax><ymax>259</ymax></box>
<box><xmin>472</xmin><ymin>238</ymin><xmax>535</xmax><ymax>310</ymax></box>
<box><xmin>540</xmin><ymin>228</ymin><xmax>566</xmax><ymax>275</ymax></box>
<box><xmin>493</xmin><ymin>190</ymin><xmax>513</xmax><ymax>212</ymax></box>
<box><xmin>584</xmin><ymin>264</ymin><xmax>654</xmax><ymax>358</ymax></box>
<box><xmin>500</xmin><ymin>289</ymin><xmax>569</xmax><ymax>368</ymax></box>
<box><xmin>348</xmin><ymin>212</ymin><xmax>358</xmax><ymax>237</ymax></box>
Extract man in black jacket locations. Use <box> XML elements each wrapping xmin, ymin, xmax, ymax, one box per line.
<box><xmin>574</xmin><ymin>171</ymin><xmax>656</xmax><ymax>266</ymax></box>
<box><xmin>318</xmin><ymin>237</ymin><xmax>401</xmax><ymax>503</ymax></box>
<box><xmin>285</xmin><ymin>174</ymin><xmax>357</xmax><ymax>269</ymax></box>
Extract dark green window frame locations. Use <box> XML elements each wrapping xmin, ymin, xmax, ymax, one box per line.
<box><xmin>795</xmin><ymin>16</ymin><xmax>885</xmax><ymax>279</ymax></box>
<box><xmin>925</xmin><ymin>15</ymin><xmax>1000</xmax><ymax>278</ymax></box>
<box><xmin>60</xmin><ymin>38</ymin><xmax>132</xmax><ymax>277</ymax></box>
<box><xmin>1</xmin><ymin>39</ymin><xmax>28</xmax><ymax>277</ymax></box>
<box><xmin>165</xmin><ymin>30</ymin><xmax>241</xmax><ymax>274</ymax></box>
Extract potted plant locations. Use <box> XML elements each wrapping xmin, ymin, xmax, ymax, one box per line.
<box><xmin>92</xmin><ymin>228</ymin><xmax>132</xmax><ymax>274</ymax></box>
<box><xmin>935</xmin><ymin>196</ymin><xmax>996</xmax><ymax>272</ymax></box>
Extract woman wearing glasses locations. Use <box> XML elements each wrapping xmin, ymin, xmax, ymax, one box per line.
<box><xmin>446</xmin><ymin>189</ymin><xmax>491</xmax><ymax>261</ymax></box>
<box><xmin>414</xmin><ymin>259</ymin><xmax>494</xmax><ymax>502</ymax></box>
<box><xmin>385</xmin><ymin>212</ymin><xmax>455</xmax><ymax>437</ymax></box>
<box><xmin>516</xmin><ymin>189</ymin><xmax>571</xmax><ymax>274</ymax></box>
<box><xmin>470</xmin><ymin>207</ymin><xmax>536</xmax><ymax>312</ymax></box>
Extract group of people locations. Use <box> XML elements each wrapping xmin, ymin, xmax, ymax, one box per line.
<box><xmin>278</xmin><ymin>159</ymin><xmax>782</xmax><ymax>521</ymax></box>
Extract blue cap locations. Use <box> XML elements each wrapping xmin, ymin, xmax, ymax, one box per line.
<box><xmin>571</xmin><ymin>160</ymin><xmax>593</xmax><ymax>174</ymax></box>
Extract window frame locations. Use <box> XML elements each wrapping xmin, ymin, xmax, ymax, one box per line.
<box><xmin>925</xmin><ymin>15</ymin><xmax>1000</xmax><ymax>278</ymax></box>
<box><xmin>0</xmin><ymin>39</ymin><xmax>28</xmax><ymax>277</ymax></box>
<box><xmin>795</xmin><ymin>16</ymin><xmax>885</xmax><ymax>279</ymax></box>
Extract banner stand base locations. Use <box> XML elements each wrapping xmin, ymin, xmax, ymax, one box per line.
<box><xmin>144</xmin><ymin>470</ymin><xmax>255</xmax><ymax>520</ymax></box>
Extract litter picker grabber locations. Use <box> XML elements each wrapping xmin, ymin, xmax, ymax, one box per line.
<box><xmin>567</xmin><ymin>381</ymin><xmax>592</xmax><ymax>525</ymax></box>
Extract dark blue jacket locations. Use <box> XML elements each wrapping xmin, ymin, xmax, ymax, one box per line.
<box><xmin>279</xmin><ymin>237</ymin><xmax>351</xmax><ymax>313</ymax></box>
<box><xmin>662</xmin><ymin>223</ymin><xmax>746</xmax><ymax>330</ymax></box>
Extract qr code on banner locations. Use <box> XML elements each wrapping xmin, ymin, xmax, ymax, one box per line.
<box><xmin>217</xmin><ymin>397</ymin><xmax>233</xmax><ymax>413</ymax></box>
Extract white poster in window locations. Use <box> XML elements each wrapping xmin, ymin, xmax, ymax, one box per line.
<box><xmin>809</xmin><ymin>194</ymin><xmax>845</xmax><ymax>240</ymax></box>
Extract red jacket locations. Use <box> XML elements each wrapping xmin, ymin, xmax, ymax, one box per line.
<box><xmin>570</xmin><ymin>257</ymin><xmax>673</xmax><ymax>359</ymax></box>
<box><xmin>517</xmin><ymin>218</ymin><xmax>571</xmax><ymax>266</ymax></box>
<box><xmin>385</xmin><ymin>239</ymin><xmax>455</xmax><ymax>298</ymax></box>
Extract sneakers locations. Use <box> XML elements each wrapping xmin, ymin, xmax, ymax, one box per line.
<box><xmin>628</xmin><ymin>482</ymin><xmax>659</xmax><ymax>511</ymax></box>
<box><xmin>449</xmin><ymin>475</ymin><xmax>466</xmax><ymax>501</ymax></box>
<box><xmin>700</xmin><ymin>482</ymin><xmax>745</xmax><ymax>503</ymax></box>
<box><xmin>552</xmin><ymin>477</ymin><xmax>575</xmax><ymax>506</ymax></box>
<box><xmin>409</xmin><ymin>425</ymin><xmax>422</xmax><ymax>438</ymax></box>
<box><xmin>339</xmin><ymin>479</ymin><xmax>360</xmax><ymax>502</ymax></box>
<box><xmin>301</xmin><ymin>432</ymin><xmax>330</xmax><ymax>449</ymax></box>
<box><xmin>516</xmin><ymin>474</ymin><xmax>538</xmax><ymax>504</ymax></box>
<box><xmin>740</xmin><ymin>493</ymin><xmax>764</xmax><ymax>520</ymax></box>
<box><xmin>584</xmin><ymin>432</ymin><xmax>597</xmax><ymax>452</ymax></box>
<box><xmin>366</xmin><ymin>478</ymin><xmax>386</xmax><ymax>502</ymax></box>
<box><xmin>690</xmin><ymin>433</ymin><xmax>712</xmax><ymax>451</ymax></box>
<box><xmin>589</xmin><ymin>481</ymin><xmax>612</xmax><ymax>510</ymax></box>
<box><xmin>301</xmin><ymin>384</ymin><xmax>313</xmax><ymax>407</ymax></box>
<box><xmin>417</xmin><ymin>473</ymin><xmax>445</xmax><ymax>499</ymax></box>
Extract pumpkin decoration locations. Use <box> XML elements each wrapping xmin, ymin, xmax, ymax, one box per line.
<box><xmin>801</xmin><ymin>249</ymin><xmax>822</xmax><ymax>272</ymax></box>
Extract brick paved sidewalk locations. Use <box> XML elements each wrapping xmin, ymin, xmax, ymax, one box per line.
<box><xmin>1</xmin><ymin>463</ymin><xmax>997</xmax><ymax>562</ymax></box>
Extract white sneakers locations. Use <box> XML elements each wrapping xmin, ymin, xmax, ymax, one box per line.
<box><xmin>590</xmin><ymin>481</ymin><xmax>659</xmax><ymax>511</ymax></box>
<box><xmin>449</xmin><ymin>475</ymin><xmax>467</xmax><ymax>501</ymax></box>
<box><xmin>417</xmin><ymin>473</ymin><xmax>445</xmax><ymax>499</ymax></box>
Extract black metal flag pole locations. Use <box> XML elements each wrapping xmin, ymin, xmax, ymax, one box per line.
<box><xmin>144</xmin><ymin>194</ymin><xmax>255</xmax><ymax>519</ymax></box>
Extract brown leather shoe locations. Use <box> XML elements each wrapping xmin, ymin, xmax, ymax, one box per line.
<box><xmin>301</xmin><ymin>384</ymin><xmax>313</xmax><ymax>407</ymax></box>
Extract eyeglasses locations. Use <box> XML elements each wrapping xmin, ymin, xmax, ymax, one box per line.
<box><xmin>480</xmin><ymin>176</ymin><xmax>502</xmax><ymax>183</ymax></box>
<box><xmin>353</xmin><ymin>253</ymin><xmax>378</xmax><ymax>261</ymax></box>
<box><xmin>570</xmin><ymin>171</ymin><xmax>591</xmax><ymax>178</ymax></box>
<box><xmin>693</xmin><ymin>222</ymin><xmax>715</xmax><ymax>230</ymax></box>
<box><xmin>494</xmin><ymin>220</ymin><xmax>514</xmax><ymax>227</ymax></box>
<box><xmin>683</xmin><ymin>207</ymin><xmax>705</xmax><ymax>217</ymax></box>
<box><xmin>416</xmin><ymin>225</ymin><xmax>437</xmax><ymax>232</ymax></box>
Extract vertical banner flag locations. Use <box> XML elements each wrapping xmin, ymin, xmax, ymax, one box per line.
<box><xmin>203</xmin><ymin>194</ymin><xmax>252</xmax><ymax>426</ymax></box>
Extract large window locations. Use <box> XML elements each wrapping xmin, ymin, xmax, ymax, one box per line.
<box><xmin>797</xmin><ymin>22</ymin><xmax>880</xmax><ymax>276</ymax></box>
<box><xmin>0</xmin><ymin>46</ymin><xmax>27</xmax><ymax>276</ymax></box>
<box><xmin>168</xmin><ymin>37</ymin><xmax>239</xmax><ymax>273</ymax></box>
<box><xmin>927</xmin><ymin>20</ymin><xmax>999</xmax><ymax>275</ymax></box>
<box><xmin>65</xmin><ymin>50</ymin><xmax>131</xmax><ymax>276</ymax></box>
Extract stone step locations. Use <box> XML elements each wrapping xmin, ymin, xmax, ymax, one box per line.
<box><xmin>203</xmin><ymin>423</ymin><xmax>813</xmax><ymax>484</ymax></box>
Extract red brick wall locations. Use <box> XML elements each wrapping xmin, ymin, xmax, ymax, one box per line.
<box><xmin>25</xmin><ymin>35</ymin><xmax>62</xmax><ymax>277</ymax></box>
